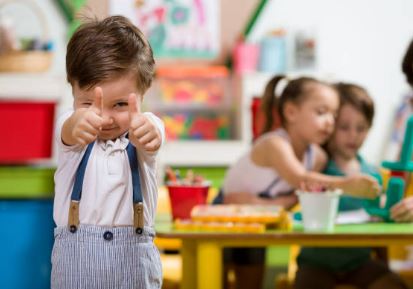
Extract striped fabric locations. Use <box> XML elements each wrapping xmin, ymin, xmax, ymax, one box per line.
<box><xmin>51</xmin><ymin>225</ymin><xmax>162</xmax><ymax>289</ymax></box>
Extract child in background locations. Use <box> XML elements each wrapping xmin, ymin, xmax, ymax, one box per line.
<box><xmin>52</xmin><ymin>16</ymin><xmax>164</xmax><ymax>289</ymax></box>
<box><xmin>389</xmin><ymin>37</ymin><xmax>413</xmax><ymax>222</ymax></box>
<box><xmin>223</xmin><ymin>76</ymin><xmax>380</xmax><ymax>204</ymax></box>
<box><xmin>222</xmin><ymin>76</ymin><xmax>380</xmax><ymax>289</ymax></box>
<box><xmin>295</xmin><ymin>83</ymin><xmax>408</xmax><ymax>289</ymax></box>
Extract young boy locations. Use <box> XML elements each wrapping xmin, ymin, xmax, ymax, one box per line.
<box><xmin>295</xmin><ymin>83</ymin><xmax>407</xmax><ymax>289</ymax></box>
<box><xmin>52</xmin><ymin>16</ymin><xmax>164</xmax><ymax>289</ymax></box>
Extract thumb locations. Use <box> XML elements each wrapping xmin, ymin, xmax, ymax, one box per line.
<box><xmin>128</xmin><ymin>93</ymin><xmax>141</xmax><ymax>118</ymax></box>
<box><xmin>91</xmin><ymin>86</ymin><xmax>103</xmax><ymax>116</ymax></box>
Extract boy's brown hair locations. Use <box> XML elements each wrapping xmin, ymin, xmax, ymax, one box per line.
<box><xmin>335</xmin><ymin>83</ymin><xmax>375</xmax><ymax>127</ymax></box>
<box><xmin>66</xmin><ymin>15</ymin><xmax>155</xmax><ymax>94</ymax></box>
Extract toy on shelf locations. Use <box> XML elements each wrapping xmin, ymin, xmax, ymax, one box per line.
<box><xmin>367</xmin><ymin>115</ymin><xmax>413</xmax><ymax>221</ymax></box>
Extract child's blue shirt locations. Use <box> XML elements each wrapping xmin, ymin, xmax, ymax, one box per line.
<box><xmin>324</xmin><ymin>155</ymin><xmax>383</xmax><ymax>212</ymax></box>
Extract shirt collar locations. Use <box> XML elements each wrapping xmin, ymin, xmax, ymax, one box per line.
<box><xmin>96</xmin><ymin>132</ymin><xmax>129</xmax><ymax>152</ymax></box>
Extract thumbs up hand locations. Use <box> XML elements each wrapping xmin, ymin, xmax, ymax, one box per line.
<box><xmin>128</xmin><ymin>93</ymin><xmax>162</xmax><ymax>152</ymax></box>
<box><xmin>70</xmin><ymin>87</ymin><xmax>104</xmax><ymax>145</ymax></box>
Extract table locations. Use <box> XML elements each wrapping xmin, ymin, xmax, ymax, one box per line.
<box><xmin>156</xmin><ymin>220</ymin><xmax>413</xmax><ymax>289</ymax></box>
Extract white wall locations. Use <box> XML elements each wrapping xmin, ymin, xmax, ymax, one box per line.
<box><xmin>248</xmin><ymin>0</ymin><xmax>413</xmax><ymax>164</ymax></box>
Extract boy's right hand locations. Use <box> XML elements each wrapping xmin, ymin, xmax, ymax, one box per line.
<box><xmin>343</xmin><ymin>175</ymin><xmax>381</xmax><ymax>199</ymax></box>
<box><xmin>70</xmin><ymin>87</ymin><xmax>104</xmax><ymax>146</ymax></box>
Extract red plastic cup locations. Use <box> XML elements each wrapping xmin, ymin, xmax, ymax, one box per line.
<box><xmin>167</xmin><ymin>185</ymin><xmax>209</xmax><ymax>220</ymax></box>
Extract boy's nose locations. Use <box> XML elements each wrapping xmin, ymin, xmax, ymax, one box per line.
<box><xmin>101</xmin><ymin>113</ymin><xmax>114</xmax><ymax>126</ymax></box>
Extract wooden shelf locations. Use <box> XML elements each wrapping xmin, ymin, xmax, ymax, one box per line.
<box><xmin>0</xmin><ymin>74</ymin><xmax>64</xmax><ymax>101</ymax></box>
<box><xmin>158</xmin><ymin>140</ymin><xmax>249</xmax><ymax>167</ymax></box>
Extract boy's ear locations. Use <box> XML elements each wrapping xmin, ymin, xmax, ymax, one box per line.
<box><xmin>283</xmin><ymin>102</ymin><xmax>299</xmax><ymax>124</ymax></box>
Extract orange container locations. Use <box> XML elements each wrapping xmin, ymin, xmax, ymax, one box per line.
<box><xmin>167</xmin><ymin>185</ymin><xmax>209</xmax><ymax>220</ymax></box>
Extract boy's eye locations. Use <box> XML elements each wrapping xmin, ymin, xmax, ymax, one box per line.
<box><xmin>316</xmin><ymin>108</ymin><xmax>327</xmax><ymax>115</ymax></box>
<box><xmin>114</xmin><ymin>102</ymin><xmax>128</xmax><ymax>107</ymax></box>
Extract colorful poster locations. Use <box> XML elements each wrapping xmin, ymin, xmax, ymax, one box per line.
<box><xmin>109</xmin><ymin>0</ymin><xmax>220</xmax><ymax>59</ymax></box>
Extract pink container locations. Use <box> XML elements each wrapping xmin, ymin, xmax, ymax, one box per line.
<box><xmin>233</xmin><ymin>41</ymin><xmax>259</xmax><ymax>74</ymax></box>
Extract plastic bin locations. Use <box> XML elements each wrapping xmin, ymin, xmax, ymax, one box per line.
<box><xmin>167</xmin><ymin>185</ymin><xmax>209</xmax><ymax>220</ymax></box>
<box><xmin>0</xmin><ymin>101</ymin><xmax>56</xmax><ymax>163</ymax></box>
<box><xmin>147</xmin><ymin>66</ymin><xmax>233</xmax><ymax>140</ymax></box>
<box><xmin>0</xmin><ymin>166</ymin><xmax>55</xmax><ymax>198</ymax></box>
<box><xmin>163</xmin><ymin>112</ymin><xmax>231</xmax><ymax>140</ymax></box>
<box><xmin>0</xmin><ymin>199</ymin><xmax>54</xmax><ymax>289</ymax></box>
<box><xmin>250</xmin><ymin>97</ymin><xmax>281</xmax><ymax>140</ymax></box>
<box><xmin>155</xmin><ymin>66</ymin><xmax>229</xmax><ymax>106</ymax></box>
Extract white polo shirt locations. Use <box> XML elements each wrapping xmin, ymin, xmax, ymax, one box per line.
<box><xmin>53</xmin><ymin>110</ymin><xmax>165</xmax><ymax>228</ymax></box>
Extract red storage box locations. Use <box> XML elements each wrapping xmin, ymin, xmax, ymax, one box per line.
<box><xmin>251</xmin><ymin>97</ymin><xmax>281</xmax><ymax>140</ymax></box>
<box><xmin>167</xmin><ymin>185</ymin><xmax>209</xmax><ymax>220</ymax></box>
<box><xmin>0</xmin><ymin>101</ymin><xmax>55</xmax><ymax>163</ymax></box>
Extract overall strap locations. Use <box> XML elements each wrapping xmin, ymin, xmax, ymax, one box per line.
<box><xmin>68</xmin><ymin>140</ymin><xmax>144</xmax><ymax>235</ymax></box>
<box><xmin>68</xmin><ymin>142</ymin><xmax>94</xmax><ymax>233</ymax></box>
<box><xmin>126</xmin><ymin>142</ymin><xmax>144</xmax><ymax>234</ymax></box>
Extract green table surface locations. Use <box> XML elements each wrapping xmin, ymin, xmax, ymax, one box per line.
<box><xmin>155</xmin><ymin>214</ymin><xmax>413</xmax><ymax>246</ymax></box>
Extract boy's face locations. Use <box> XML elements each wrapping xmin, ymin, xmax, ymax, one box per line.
<box><xmin>329</xmin><ymin>104</ymin><xmax>370</xmax><ymax>159</ymax></box>
<box><xmin>289</xmin><ymin>84</ymin><xmax>339</xmax><ymax>145</ymax></box>
<box><xmin>73</xmin><ymin>73</ymin><xmax>140</xmax><ymax>141</ymax></box>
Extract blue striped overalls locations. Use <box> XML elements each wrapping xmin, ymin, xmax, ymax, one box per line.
<box><xmin>51</xmin><ymin>141</ymin><xmax>162</xmax><ymax>289</ymax></box>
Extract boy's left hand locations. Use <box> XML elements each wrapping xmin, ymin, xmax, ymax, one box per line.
<box><xmin>128</xmin><ymin>93</ymin><xmax>162</xmax><ymax>152</ymax></box>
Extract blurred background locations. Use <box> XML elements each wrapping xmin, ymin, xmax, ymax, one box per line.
<box><xmin>1</xmin><ymin>1</ymin><xmax>413</xmax><ymax>289</ymax></box>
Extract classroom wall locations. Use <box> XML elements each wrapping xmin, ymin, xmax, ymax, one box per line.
<box><xmin>248</xmin><ymin>0</ymin><xmax>413</xmax><ymax>164</ymax></box>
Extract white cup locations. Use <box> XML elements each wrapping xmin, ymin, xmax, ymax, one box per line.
<box><xmin>296</xmin><ymin>189</ymin><xmax>342</xmax><ymax>232</ymax></box>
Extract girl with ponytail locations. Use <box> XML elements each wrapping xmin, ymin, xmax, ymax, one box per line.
<box><xmin>221</xmin><ymin>75</ymin><xmax>380</xmax><ymax>289</ymax></box>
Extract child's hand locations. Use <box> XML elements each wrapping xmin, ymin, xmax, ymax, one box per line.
<box><xmin>128</xmin><ymin>93</ymin><xmax>162</xmax><ymax>152</ymax></box>
<box><xmin>71</xmin><ymin>87</ymin><xmax>104</xmax><ymax>145</ymax></box>
<box><xmin>390</xmin><ymin>197</ymin><xmax>413</xmax><ymax>222</ymax></box>
<box><xmin>343</xmin><ymin>175</ymin><xmax>381</xmax><ymax>199</ymax></box>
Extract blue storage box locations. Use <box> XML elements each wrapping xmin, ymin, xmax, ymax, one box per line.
<box><xmin>0</xmin><ymin>199</ymin><xmax>54</xmax><ymax>289</ymax></box>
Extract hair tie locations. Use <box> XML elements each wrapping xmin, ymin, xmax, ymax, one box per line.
<box><xmin>274</xmin><ymin>77</ymin><xmax>290</xmax><ymax>97</ymax></box>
